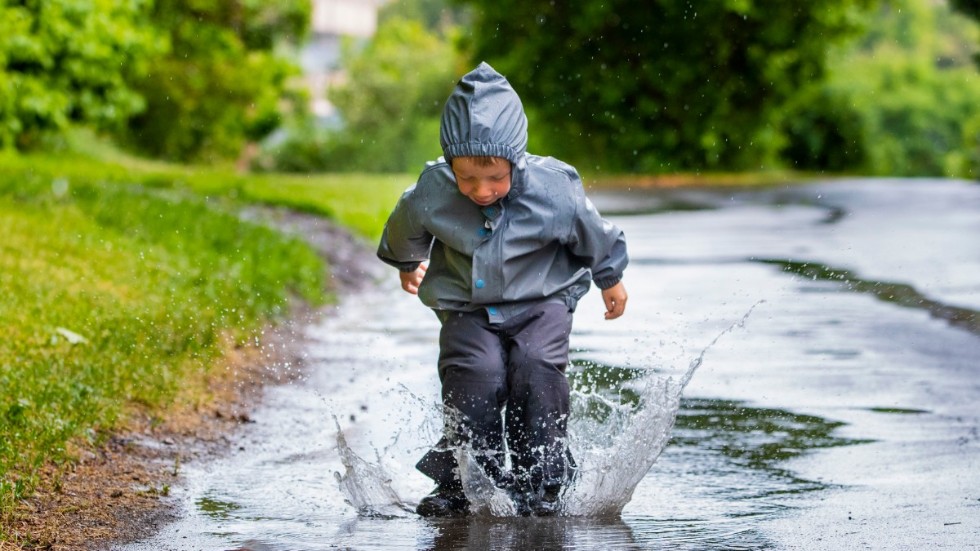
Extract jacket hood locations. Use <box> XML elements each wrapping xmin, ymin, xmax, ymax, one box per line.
<box><xmin>440</xmin><ymin>62</ymin><xmax>528</xmax><ymax>166</ymax></box>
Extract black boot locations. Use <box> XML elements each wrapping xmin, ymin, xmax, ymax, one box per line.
<box><xmin>531</xmin><ymin>480</ymin><xmax>562</xmax><ymax>516</ymax></box>
<box><xmin>417</xmin><ymin>483</ymin><xmax>470</xmax><ymax>517</ymax></box>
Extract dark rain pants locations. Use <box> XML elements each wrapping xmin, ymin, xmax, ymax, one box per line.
<box><xmin>416</xmin><ymin>302</ymin><xmax>576</xmax><ymax>492</ymax></box>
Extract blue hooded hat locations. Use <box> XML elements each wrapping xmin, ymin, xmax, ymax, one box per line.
<box><xmin>439</xmin><ymin>62</ymin><xmax>528</xmax><ymax>167</ymax></box>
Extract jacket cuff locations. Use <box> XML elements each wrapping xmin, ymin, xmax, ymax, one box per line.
<box><xmin>594</xmin><ymin>275</ymin><xmax>622</xmax><ymax>290</ymax></box>
<box><xmin>377</xmin><ymin>253</ymin><xmax>421</xmax><ymax>273</ymax></box>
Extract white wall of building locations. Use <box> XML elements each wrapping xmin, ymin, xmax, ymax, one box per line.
<box><xmin>302</xmin><ymin>0</ymin><xmax>387</xmax><ymax>120</ymax></box>
<box><xmin>311</xmin><ymin>0</ymin><xmax>385</xmax><ymax>37</ymax></box>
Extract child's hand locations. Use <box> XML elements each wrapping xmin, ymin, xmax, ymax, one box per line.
<box><xmin>399</xmin><ymin>263</ymin><xmax>427</xmax><ymax>295</ymax></box>
<box><xmin>601</xmin><ymin>282</ymin><xmax>628</xmax><ymax>320</ymax></box>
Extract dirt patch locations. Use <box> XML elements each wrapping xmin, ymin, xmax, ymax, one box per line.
<box><xmin>2</xmin><ymin>209</ymin><xmax>378</xmax><ymax>550</ymax></box>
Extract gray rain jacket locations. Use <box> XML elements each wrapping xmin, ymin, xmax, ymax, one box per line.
<box><xmin>377</xmin><ymin>62</ymin><xmax>628</xmax><ymax>324</ymax></box>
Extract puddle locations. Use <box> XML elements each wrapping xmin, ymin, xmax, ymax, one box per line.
<box><xmin>866</xmin><ymin>407</ymin><xmax>930</xmax><ymax>415</ymax></box>
<box><xmin>759</xmin><ymin>258</ymin><xmax>980</xmax><ymax>336</ymax></box>
<box><xmin>117</xmin><ymin>179</ymin><xmax>980</xmax><ymax>550</ymax></box>
<box><xmin>197</xmin><ymin>496</ymin><xmax>243</xmax><ymax>520</ymax></box>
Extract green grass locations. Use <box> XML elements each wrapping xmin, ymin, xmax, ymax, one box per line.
<box><xmin>0</xmin><ymin>151</ymin><xmax>411</xmax><ymax>240</ymax></box>
<box><xmin>584</xmin><ymin>169</ymin><xmax>815</xmax><ymax>190</ymax></box>
<box><xmin>0</xmin><ymin>150</ymin><xmax>408</xmax><ymax>529</ymax></box>
<box><xmin>234</xmin><ymin>172</ymin><xmax>411</xmax><ymax>239</ymax></box>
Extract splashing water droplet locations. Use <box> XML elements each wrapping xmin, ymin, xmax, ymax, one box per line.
<box><xmin>333</xmin><ymin>418</ymin><xmax>414</xmax><ymax>518</ymax></box>
<box><xmin>336</xmin><ymin>304</ymin><xmax>763</xmax><ymax>518</ymax></box>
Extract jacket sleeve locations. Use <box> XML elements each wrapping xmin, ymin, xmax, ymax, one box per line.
<box><xmin>377</xmin><ymin>184</ymin><xmax>434</xmax><ymax>271</ymax></box>
<box><xmin>564</xmin><ymin>169</ymin><xmax>629</xmax><ymax>289</ymax></box>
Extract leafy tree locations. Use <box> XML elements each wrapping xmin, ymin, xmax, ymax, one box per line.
<box><xmin>259</xmin><ymin>16</ymin><xmax>458</xmax><ymax>173</ymax></box>
<box><xmin>119</xmin><ymin>0</ymin><xmax>310</xmax><ymax>162</ymax></box>
<box><xmin>777</xmin><ymin>86</ymin><xmax>867</xmax><ymax>172</ymax></box>
<box><xmin>380</xmin><ymin>0</ymin><xmax>470</xmax><ymax>35</ymax></box>
<box><xmin>953</xmin><ymin>0</ymin><xmax>980</xmax><ymax>14</ymax></box>
<box><xmin>951</xmin><ymin>0</ymin><xmax>980</xmax><ymax>23</ymax></box>
<box><xmin>950</xmin><ymin>0</ymin><xmax>980</xmax><ymax>66</ymax></box>
<box><xmin>453</xmin><ymin>0</ymin><xmax>877</xmax><ymax>172</ymax></box>
<box><xmin>0</xmin><ymin>0</ymin><xmax>158</xmax><ymax>149</ymax></box>
<box><xmin>819</xmin><ymin>0</ymin><xmax>980</xmax><ymax>177</ymax></box>
<box><xmin>959</xmin><ymin>111</ymin><xmax>980</xmax><ymax>177</ymax></box>
<box><xmin>836</xmin><ymin>53</ymin><xmax>980</xmax><ymax>176</ymax></box>
<box><xmin>329</xmin><ymin>17</ymin><xmax>457</xmax><ymax>170</ymax></box>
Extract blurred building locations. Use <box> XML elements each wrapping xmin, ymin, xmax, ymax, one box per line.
<box><xmin>300</xmin><ymin>0</ymin><xmax>386</xmax><ymax>122</ymax></box>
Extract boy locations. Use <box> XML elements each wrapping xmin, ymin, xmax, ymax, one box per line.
<box><xmin>377</xmin><ymin>62</ymin><xmax>628</xmax><ymax>517</ymax></box>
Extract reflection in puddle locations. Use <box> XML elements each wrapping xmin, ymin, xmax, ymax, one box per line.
<box><xmin>568</xmin><ymin>357</ymin><xmax>869</xmax><ymax>492</ymax></box>
<box><xmin>196</xmin><ymin>495</ymin><xmax>242</xmax><ymax>520</ymax></box>
<box><xmin>867</xmin><ymin>407</ymin><xmax>930</xmax><ymax>415</ymax></box>
<box><xmin>423</xmin><ymin>517</ymin><xmax>638</xmax><ymax>550</ymax></box>
<box><xmin>803</xmin><ymin>348</ymin><xmax>862</xmax><ymax>359</ymax></box>
<box><xmin>673</xmin><ymin>399</ymin><xmax>871</xmax><ymax>490</ymax></box>
<box><xmin>760</xmin><ymin>258</ymin><xmax>980</xmax><ymax>336</ymax></box>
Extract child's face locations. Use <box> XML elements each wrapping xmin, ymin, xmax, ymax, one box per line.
<box><xmin>451</xmin><ymin>157</ymin><xmax>512</xmax><ymax>206</ymax></box>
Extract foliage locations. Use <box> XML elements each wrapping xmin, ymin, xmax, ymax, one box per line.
<box><xmin>379</xmin><ymin>0</ymin><xmax>471</xmax><ymax>36</ymax></box>
<box><xmin>453</xmin><ymin>0</ymin><xmax>876</xmax><ymax>173</ymax></box>
<box><xmin>329</xmin><ymin>16</ymin><xmax>456</xmax><ymax>171</ymax></box>
<box><xmin>0</xmin><ymin>0</ymin><xmax>159</xmax><ymax>149</ymax></box>
<box><xmin>833</xmin><ymin>54</ymin><xmax>980</xmax><ymax>177</ymax></box>
<box><xmin>857</xmin><ymin>0</ymin><xmax>980</xmax><ymax>66</ymax></box>
<box><xmin>816</xmin><ymin>0</ymin><xmax>980</xmax><ymax>177</ymax></box>
<box><xmin>0</xmin><ymin>1</ymin><xmax>311</xmax><ymax>162</ymax></box>
<box><xmin>952</xmin><ymin>0</ymin><xmax>980</xmax><ymax>16</ymax></box>
<box><xmin>118</xmin><ymin>0</ymin><xmax>311</xmax><ymax>162</ymax></box>
<box><xmin>257</xmin><ymin>16</ymin><xmax>458</xmax><ymax>173</ymax></box>
<box><xmin>959</xmin><ymin>112</ymin><xmax>980</xmax><ymax>176</ymax></box>
<box><xmin>777</xmin><ymin>86</ymin><xmax>868</xmax><ymax>172</ymax></box>
<box><xmin>950</xmin><ymin>0</ymin><xmax>980</xmax><ymax>65</ymax></box>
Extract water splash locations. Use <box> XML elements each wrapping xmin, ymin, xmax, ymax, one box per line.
<box><xmin>333</xmin><ymin>418</ymin><xmax>414</xmax><ymax>518</ymax></box>
<box><xmin>336</xmin><ymin>303</ymin><xmax>762</xmax><ymax>518</ymax></box>
<box><xmin>564</xmin><ymin>372</ymin><xmax>681</xmax><ymax>516</ymax></box>
<box><xmin>458</xmin><ymin>448</ymin><xmax>519</xmax><ymax>516</ymax></box>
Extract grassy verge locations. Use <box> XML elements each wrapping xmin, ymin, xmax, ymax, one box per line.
<box><xmin>584</xmin><ymin>169</ymin><xmax>814</xmax><ymax>190</ymax></box>
<box><xmin>0</xmin><ymin>153</ymin><xmax>411</xmax><ymax>240</ymax></box>
<box><xmin>0</xmin><ymin>152</ymin><xmax>408</xmax><ymax>532</ymax></box>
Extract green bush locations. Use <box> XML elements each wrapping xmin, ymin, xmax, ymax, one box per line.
<box><xmin>950</xmin><ymin>0</ymin><xmax>980</xmax><ymax>66</ymax></box>
<box><xmin>0</xmin><ymin>0</ymin><xmax>159</xmax><ymax>149</ymax></box>
<box><xmin>778</xmin><ymin>86</ymin><xmax>868</xmax><ymax>172</ymax></box>
<box><xmin>828</xmin><ymin>0</ymin><xmax>980</xmax><ymax>177</ymax></box>
<box><xmin>117</xmin><ymin>0</ymin><xmax>310</xmax><ymax>162</ymax></box>
<box><xmin>956</xmin><ymin>112</ymin><xmax>980</xmax><ymax>178</ymax></box>
<box><xmin>780</xmin><ymin>0</ymin><xmax>980</xmax><ymax>176</ymax></box>
<box><xmin>0</xmin><ymin>1</ymin><xmax>310</xmax><ymax>163</ymax></box>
